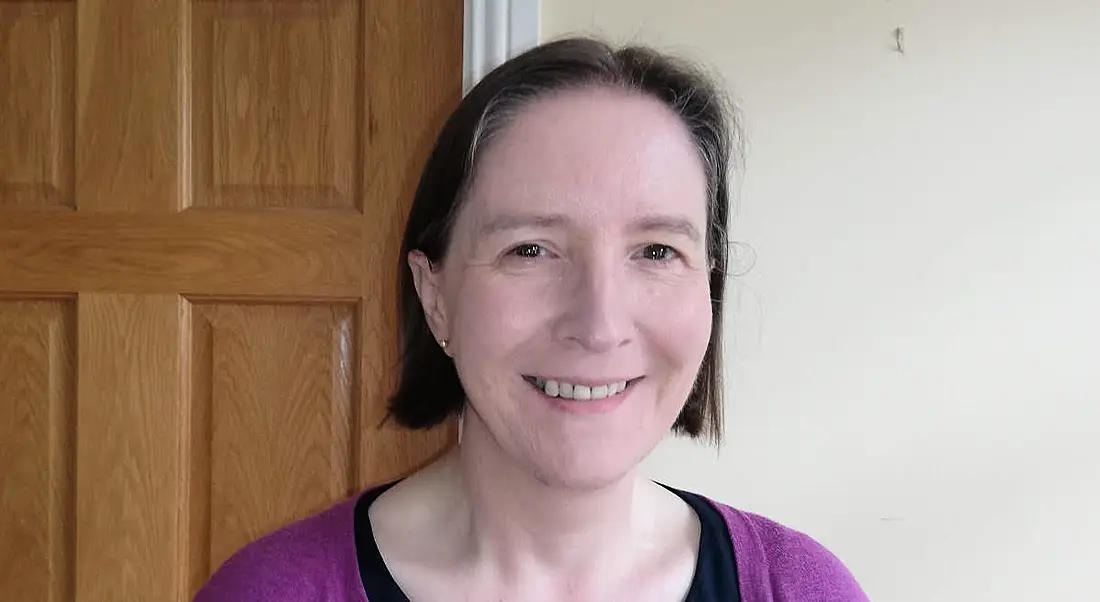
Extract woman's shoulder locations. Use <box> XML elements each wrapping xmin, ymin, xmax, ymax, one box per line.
<box><xmin>193</xmin><ymin>494</ymin><xmax>367</xmax><ymax>602</ymax></box>
<box><xmin>701</xmin><ymin>496</ymin><xmax>870</xmax><ymax>602</ymax></box>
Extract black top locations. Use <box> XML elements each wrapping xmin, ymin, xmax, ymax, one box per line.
<box><xmin>353</xmin><ymin>481</ymin><xmax>741</xmax><ymax>601</ymax></box>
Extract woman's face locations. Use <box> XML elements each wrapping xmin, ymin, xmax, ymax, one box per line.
<box><xmin>412</xmin><ymin>88</ymin><xmax>713</xmax><ymax>489</ymax></box>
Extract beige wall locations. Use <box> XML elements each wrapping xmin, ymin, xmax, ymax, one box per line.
<box><xmin>542</xmin><ymin>1</ymin><xmax>1100</xmax><ymax>600</ymax></box>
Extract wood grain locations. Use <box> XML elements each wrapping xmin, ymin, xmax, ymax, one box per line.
<box><xmin>192</xmin><ymin>302</ymin><xmax>355</xmax><ymax>573</ymax></box>
<box><xmin>1</xmin><ymin>1</ymin><xmax>463</xmax><ymax>598</ymax></box>
<box><xmin>192</xmin><ymin>0</ymin><xmax>359</xmax><ymax>210</ymax></box>
<box><xmin>0</xmin><ymin>211</ymin><xmax>361</xmax><ymax>298</ymax></box>
<box><xmin>357</xmin><ymin>0</ymin><xmax>463</xmax><ymax>487</ymax></box>
<box><xmin>0</xmin><ymin>2</ymin><xmax>75</xmax><ymax>209</ymax></box>
<box><xmin>0</xmin><ymin>299</ymin><xmax>75</xmax><ymax>602</ymax></box>
<box><xmin>75</xmin><ymin>294</ymin><xmax>184</xmax><ymax>602</ymax></box>
<box><xmin>76</xmin><ymin>0</ymin><xmax>183</xmax><ymax>212</ymax></box>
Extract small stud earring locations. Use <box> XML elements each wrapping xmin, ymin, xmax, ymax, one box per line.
<box><xmin>439</xmin><ymin>338</ymin><xmax>449</xmax><ymax>350</ymax></box>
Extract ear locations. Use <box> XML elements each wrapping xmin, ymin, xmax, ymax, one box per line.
<box><xmin>407</xmin><ymin>250</ymin><xmax>449</xmax><ymax>348</ymax></box>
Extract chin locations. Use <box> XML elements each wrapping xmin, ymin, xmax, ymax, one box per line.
<box><xmin>526</xmin><ymin>449</ymin><xmax>644</xmax><ymax>492</ymax></box>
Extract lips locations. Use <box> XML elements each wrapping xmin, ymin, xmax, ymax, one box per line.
<box><xmin>523</xmin><ymin>375</ymin><xmax>640</xmax><ymax>400</ymax></box>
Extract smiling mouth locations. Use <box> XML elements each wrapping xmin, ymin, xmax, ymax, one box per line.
<box><xmin>522</xmin><ymin>375</ymin><xmax>641</xmax><ymax>401</ymax></box>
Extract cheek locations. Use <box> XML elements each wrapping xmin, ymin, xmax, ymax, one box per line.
<box><xmin>447</xmin><ymin>273</ymin><xmax>551</xmax><ymax>356</ymax></box>
<box><xmin>642</xmin><ymin>278</ymin><xmax>713</xmax><ymax>369</ymax></box>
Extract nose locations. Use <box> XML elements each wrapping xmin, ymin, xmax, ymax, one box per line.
<box><xmin>554</xmin><ymin>255</ymin><xmax>632</xmax><ymax>353</ymax></box>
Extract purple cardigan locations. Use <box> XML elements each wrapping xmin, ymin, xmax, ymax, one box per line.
<box><xmin>195</xmin><ymin>489</ymin><xmax>869</xmax><ymax>601</ymax></box>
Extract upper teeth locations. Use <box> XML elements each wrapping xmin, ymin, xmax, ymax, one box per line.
<box><xmin>535</xmin><ymin>378</ymin><xmax>628</xmax><ymax>400</ymax></box>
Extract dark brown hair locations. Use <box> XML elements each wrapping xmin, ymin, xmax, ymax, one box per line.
<box><xmin>387</xmin><ymin>36</ymin><xmax>743</xmax><ymax>444</ymax></box>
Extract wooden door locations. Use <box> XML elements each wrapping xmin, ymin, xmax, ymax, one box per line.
<box><xmin>0</xmin><ymin>1</ymin><xmax>461</xmax><ymax>600</ymax></box>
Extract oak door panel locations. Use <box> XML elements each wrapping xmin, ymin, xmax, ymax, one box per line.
<box><xmin>0</xmin><ymin>299</ymin><xmax>75</xmax><ymax>602</ymax></box>
<box><xmin>0</xmin><ymin>1</ymin><xmax>462</xmax><ymax>599</ymax></box>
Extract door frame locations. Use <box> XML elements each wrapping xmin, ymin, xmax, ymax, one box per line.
<box><xmin>463</xmin><ymin>0</ymin><xmax>540</xmax><ymax>93</ymax></box>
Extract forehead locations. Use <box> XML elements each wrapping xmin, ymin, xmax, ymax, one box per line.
<box><xmin>464</xmin><ymin>87</ymin><xmax>709</xmax><ymax>223</ymax></box>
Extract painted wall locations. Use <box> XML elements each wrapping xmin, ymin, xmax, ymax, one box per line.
<box><xmin>542</xmin><ymin>1</ymin><xmax>1100</xmax><ymax>600</ymax></box>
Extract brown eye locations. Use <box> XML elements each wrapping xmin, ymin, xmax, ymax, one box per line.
<box><xmin>640</xmin><ymin>244</ymin><xmax>678</xmax><ymax>262</ymax></box>
<box><xmin>510</xmin><ymin>243</ymin><xmax>545</xmax><ymax>258</ymax></box>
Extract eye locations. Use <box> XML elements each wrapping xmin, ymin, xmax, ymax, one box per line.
<box><xmin>638</xmin><ymin>244</ymin><xmax>679</xmax><ymax>262</ymax></box>
<box><xmin>508</xmin><ymin>243</ymin><xmax>547</xmax><ymax>259</ymax></box>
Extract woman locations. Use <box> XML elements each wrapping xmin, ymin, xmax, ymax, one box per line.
<box><xmin>195</xmin><ymin>37</ymin><xmax>869</xmax><ymax>602</ymax></box>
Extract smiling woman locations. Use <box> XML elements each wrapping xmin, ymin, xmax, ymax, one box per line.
<box><xmin>194</xmin><ymin>37</ymin><xmax>870</xmax><ymax>602</ymax></box>
<box><xmin>408</xmin><ymin>84</ymin><xmax>718</xmax><ymax>493</ymax></box>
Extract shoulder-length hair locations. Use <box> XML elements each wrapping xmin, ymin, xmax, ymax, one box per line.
<box><xmin>387</xmin><ymin>36</ymin><xmax>743</xmax><ymax>445</ymax></box>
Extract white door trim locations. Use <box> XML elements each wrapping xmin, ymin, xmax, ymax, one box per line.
<box><xmin>463</xmin><ymin>0</ymin><xmax>541</xmax><ymax>94</ymax></box>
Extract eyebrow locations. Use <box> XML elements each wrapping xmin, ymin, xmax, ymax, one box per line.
<box><xmin>476</xmin><ymin>213</ymin><xmax>569</xmax><ymax>238</ymax></box>
<box><xmin>475</xmin><ymin>212</ymin><xmax>703</xmax><ymax>243</ymax></box>
<box><xmin>630</xmin><ymin>215</ymin><xmax>703</xmax><ymax>244</ymax></box>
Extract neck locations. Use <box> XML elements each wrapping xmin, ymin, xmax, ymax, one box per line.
<box><xmin>445</xmin><ymin>412</ymin><xmax>646</xmax><ymax>577</ymax></box>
